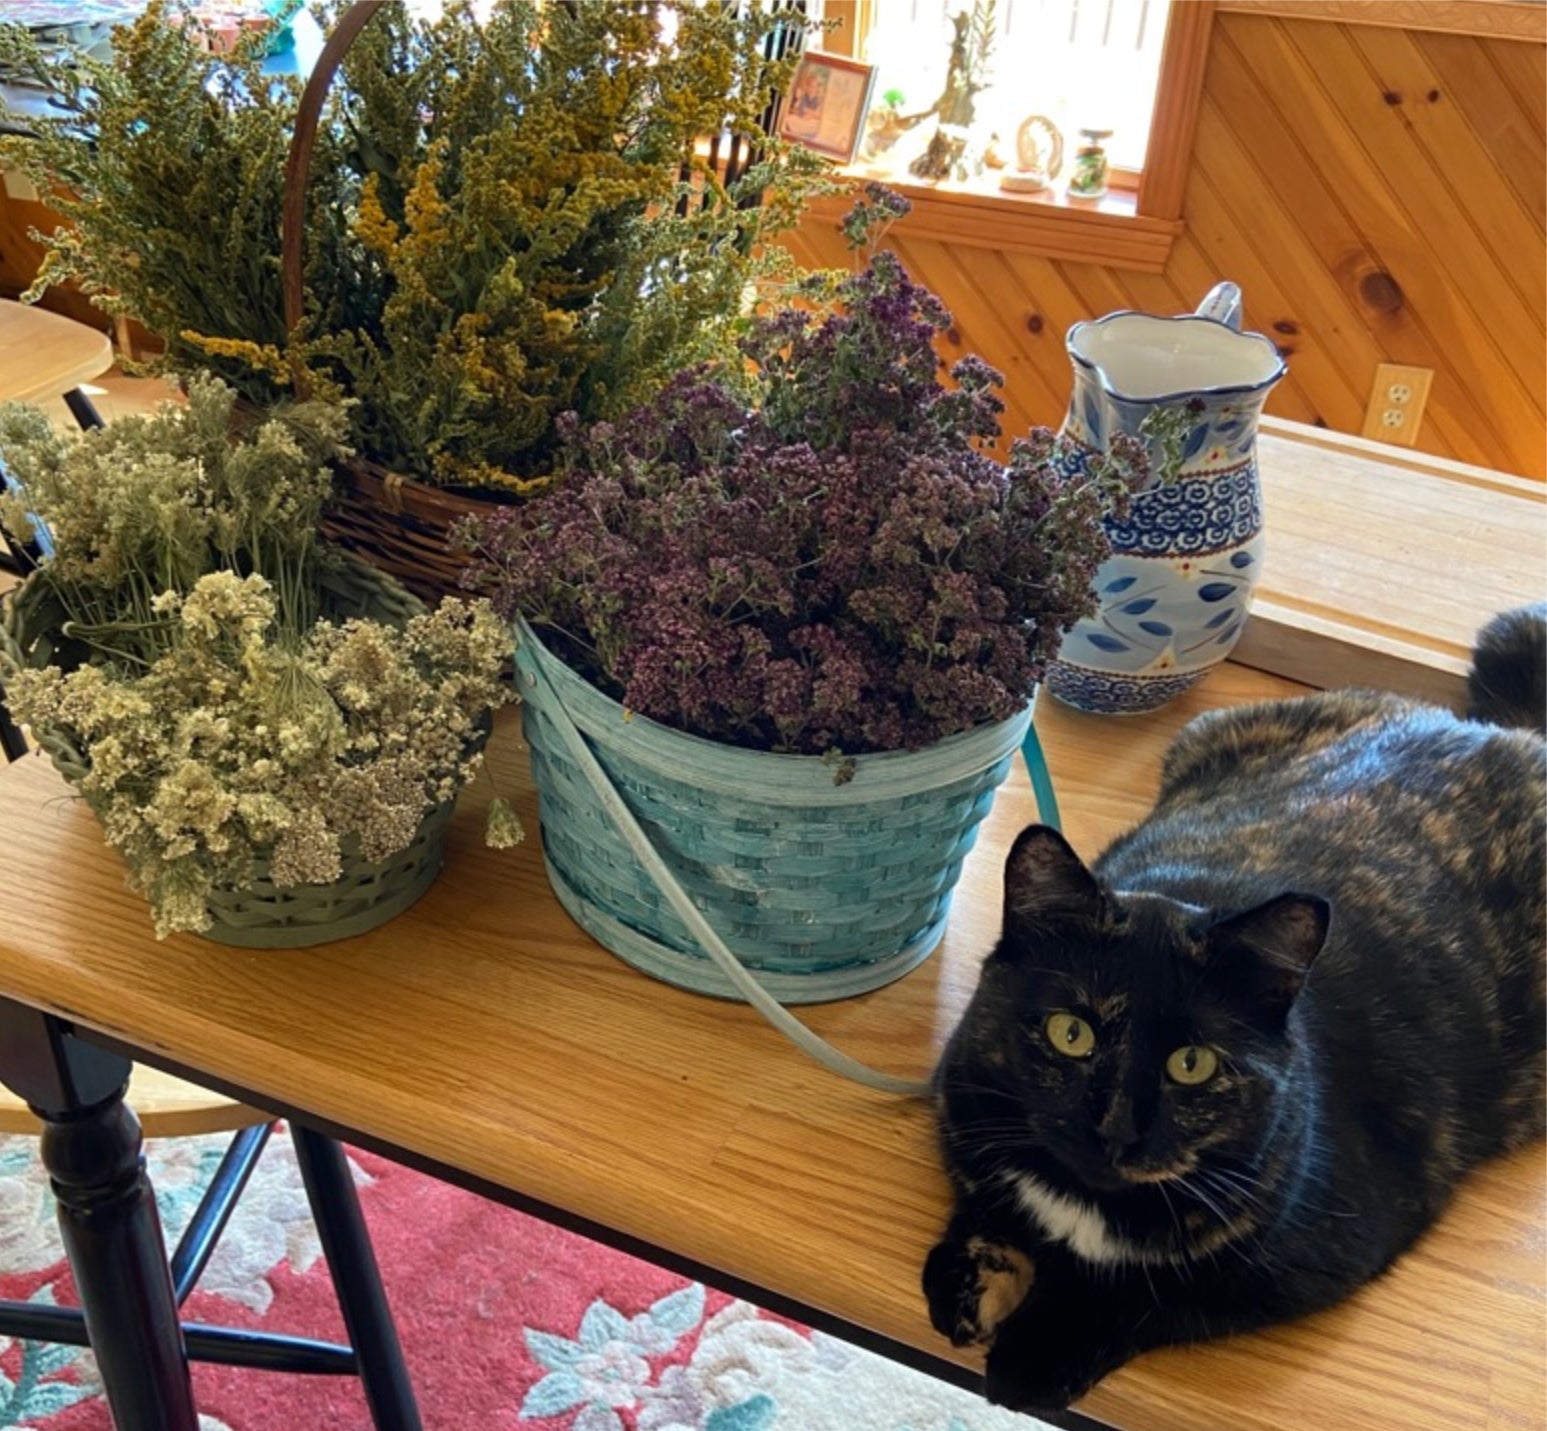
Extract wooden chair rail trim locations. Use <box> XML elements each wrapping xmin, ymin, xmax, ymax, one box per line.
<box><xmin>1215</xmin><ymin>1</ymin><xmax>1547</xmax><ymax>42</ymax></box>
<box><xmin>810</xmin><ymin>185</ymin><xmax>1181</xmax><ymax>271</ymax></box>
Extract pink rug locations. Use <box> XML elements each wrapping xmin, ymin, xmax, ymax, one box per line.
<box><xmin>0</xmin><ymin>1126</ymin><xmax>1045</xmax><ymax>1431</ymax></box>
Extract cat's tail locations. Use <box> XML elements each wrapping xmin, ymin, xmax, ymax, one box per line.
<box><xmin>1467</xmin><ymin>603</ymin><xmax>1546</xmax><ymax>734</ymax></box>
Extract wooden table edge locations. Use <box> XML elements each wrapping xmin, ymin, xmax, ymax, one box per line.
<box><xmin>39</xmin><ymin>1011</ymin><xmax>1103</xmax><ymax>1431</ymax></box>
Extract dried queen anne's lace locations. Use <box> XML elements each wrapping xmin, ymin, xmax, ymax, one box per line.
<box><xmin>9</xmin><ymin>575</ymin><xmax>513</xmax><ymax>938</ymax></box>
<box><xmin>0</xmin><ymin>378</ymin><xmax>514</xmax><ymax>939</ymax></box>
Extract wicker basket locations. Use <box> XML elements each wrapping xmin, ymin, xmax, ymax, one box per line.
<box><xmin>282</xmin><ymin>4</ymin><xmax>796</xmax><ymax>603</ymax></box>
<box><xmin>513</xmin><ymin>619</ymin><xmax>1033</xmax><ymax>1004</ymax></box>
<box><xmin>318</xmin><ymin>454</ymin><xmax>489</xmax><ymax>604</ymax></box>
<box><xmin>0</xmin><ymin>552</ymin><xmax>461</xmax><ymax>949</ymax></box>
<box><xmin>280</xmin><ymin>3</ymin><xmax>495</xmax><ymax>602</ymax></box>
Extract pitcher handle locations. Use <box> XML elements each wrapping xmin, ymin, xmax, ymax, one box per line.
<box><xmin>1195</xmin><ymin>281</ymin><xmax>1242</xmax><ymax>330</ymax></box>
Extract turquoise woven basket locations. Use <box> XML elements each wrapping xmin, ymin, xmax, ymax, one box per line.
<box><xmin>513</xmin><ymin>620</ymin><xmax>1033</xmax><ymax>1004</ymax></box>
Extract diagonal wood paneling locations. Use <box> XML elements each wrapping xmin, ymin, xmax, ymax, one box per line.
<box><xmin>1418</xmin><ymin>32</ymin><xmax>1545</xmax><ymax>223</ymax></box>
<box><xmin>788</xmin><ymin>13</ymin><xmax>1546</xmax><ymax>477</ymax></box>
<box><xmin>1486</xmin><ymin>34</ymin><xmax>1546</xmax><ymax>135</ymax></box>
<box><xmin>1196</xmin><ymin>24</ymin><xmax>1509</xmax><ymax>468</ymax></box>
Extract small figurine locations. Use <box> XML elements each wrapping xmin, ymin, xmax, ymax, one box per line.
<box><xmin>998</xmin><ymin>114</ymin><xmax>1063</xmax><ymax>194</ymax></box>
<box><xmin>909</xmin><ymin>126</ymin><xmax>970</xmax><ymax>182</ymax></box>
<box><xmin>901</xmin><ymin>0</ymin><xmax>997</xmax><ymax>182</ymax></box>
<box><xmin>1068</xmin><ymin>126</ymin><xmax>1113</xmax><ymax>200</ymax></box>
<box><xmin>862</xmin><ymin>88</ymin><xmax>909</xmax><ymax>165</ymax></box>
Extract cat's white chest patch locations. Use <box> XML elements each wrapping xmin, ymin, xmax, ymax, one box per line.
<box><xmin>1007</xmin><ymin>1172</ymin><xmax>1147</xmax><ymax>1265</ymax></box>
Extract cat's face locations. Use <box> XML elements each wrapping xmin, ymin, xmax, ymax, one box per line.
<box><xmin>941</xmin><ymin>826</ymin><xmax>1328</xmax><ymax>1203</ymax></box>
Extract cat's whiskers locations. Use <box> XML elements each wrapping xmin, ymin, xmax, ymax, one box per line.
<box><xmin>1195</xmin><ymin>1165</ymin><xmax>1268</xmax><ymax>1210</ymax></box>
<box><xmin>1208</xmin><ymin>1154</ymin><xmax>1360</xmax><ymax>1222</ymax></box>
<box><xmin>944</xmin><ymin>1119</ymin><xmax>1033</xmax><ymax>1136</ymax></box>
<box><xmin>943</xmin><ymin>1120</ymin><xmax>1040</xmax><ymax>1147</ymax></box>
<box><xmin>1176</xmin><ymin>1171</ymin><xmax>1241</xmax><ymax>1221</ymax></box>
<box><xmin>937</xmin><ymin>1073</ymin><xmax>1039</xmax><ymax>1100</ymax></box>
<box><xmin>1171</xmin><ymin>1173</ymin><xmax>1265</xmax><ymax>1268</ymax></box>
<box><xmin>957</xmin><ymin>1138</ymin><xmax>1039</xmax><ymax>1163</ymax></box>
<box><xmin>1152</xmin><ymin>1179</ymin><xmax>1197</xmax><ymax>1282</ymax></box>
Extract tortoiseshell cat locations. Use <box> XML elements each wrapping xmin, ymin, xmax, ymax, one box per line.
<box><xmin>925</xmin><ymin>605</ymin><xmax>1546</xmax><ymax>1412</ymax></box>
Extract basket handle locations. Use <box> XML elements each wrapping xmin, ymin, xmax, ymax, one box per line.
<box><xmin>281</xmin><ymin>0</ymin><xmax>387</xmax><ymax>394</ymax></box>
<box><xmin>518</xmin><ymin>638</ymin><xmax>1063</xmax><ymax>1100</ymax></box>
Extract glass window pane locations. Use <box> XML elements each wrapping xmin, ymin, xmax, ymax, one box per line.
<box><xmin>839</xmin><ymin>0</ymin><xmax>1171</xmax><ymax>174</ymax></box>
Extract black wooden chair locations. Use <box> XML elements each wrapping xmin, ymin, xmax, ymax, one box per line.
<box><xmin>0</xmin><ymin>1086</ymin><xmax>419</xmax><ymax>1428</ymax></box>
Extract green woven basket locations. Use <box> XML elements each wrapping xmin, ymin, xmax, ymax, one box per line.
<box><xmin>514</xmin><ymin>618</ymin><xmax>1033</xmax><ymax>1004</ymax></box>
<box><xmin>0</xmin><ymin>552</ymin><xmax>457</xmax><ymax>950</ymax></box>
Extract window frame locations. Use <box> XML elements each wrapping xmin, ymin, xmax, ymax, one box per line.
<box><xmin>808</xmin><ymin>0</ymin><xmax>1545</xmax><ymax>271</ymax></box>
<box><xmin>812</xmin><ymin>0</ymin><xmax>1213</xmax><ymax>270</ymax></box>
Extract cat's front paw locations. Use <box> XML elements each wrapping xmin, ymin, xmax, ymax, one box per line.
<box><xmin>923</xmin><ymin>1235</ymin><xmax>1034</xmax><ymax>1348</ymax></box>
<box><xmin>983</xmin><ymin>1321</ymin><xmax>1117</xmax><ymax>1412</ymax></box>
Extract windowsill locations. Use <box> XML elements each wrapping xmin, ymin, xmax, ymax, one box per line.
<box><xmin>843</xmin><ymin>161</ymin><xmax>1142</xmax><ymax>216</ymax></box>
<box><xmin>813</xmin><ymin>165</ymin><xmax>1182</xmax><ymax>272</ymax></box>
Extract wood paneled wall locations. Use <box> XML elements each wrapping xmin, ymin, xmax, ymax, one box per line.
<box><xmin>0</xmin><ymin>186</ymin><xmax>102</xmax><ymax>333</ymax></box>
<box><xmin>785</xmin><ymin>11</ymin><xmax>1547</xmax><ymax>478</ymax></box>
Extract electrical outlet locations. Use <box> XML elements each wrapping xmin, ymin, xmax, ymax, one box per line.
<box><xmin>1362</xmin><ymin>363</ymin><xmax>1433</xmax><ymax>447</ymax></box>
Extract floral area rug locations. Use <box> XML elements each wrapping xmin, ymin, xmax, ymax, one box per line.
<box><xmin>0</xmin><ymin>1125</ymin><xmax>1047</xmax><ymax>1431</ymax></box>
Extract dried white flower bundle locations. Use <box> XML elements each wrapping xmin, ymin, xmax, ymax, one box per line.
<box><xmin>1</xmin><ymin>377</ymin><xmax>515</xmax><ymax>937</ymax></box>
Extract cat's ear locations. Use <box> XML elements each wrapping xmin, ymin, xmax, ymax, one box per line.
<box><xmin>1204</xmin><ymin>893</ymin><xmax>1330</xmax><ymax>1029</ymax></box>
<box><xmin>1003</xmin><ymin>825</ymin><xmax>1105</xmax><ymax>931</ymax></box>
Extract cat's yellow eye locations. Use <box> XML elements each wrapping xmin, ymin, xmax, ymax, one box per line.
<box><xmin>1045</xmin><ymin>1012</ymin><xmax>1096</xmax><ymax>1059</ymax></box>
<box><xmin>1166</xmin><ymin>1045</ymin><xmax>1219</xmax><ymax>1085</ymax></box>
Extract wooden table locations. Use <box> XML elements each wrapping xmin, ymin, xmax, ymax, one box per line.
<box><xmin>0</xmin><ymin>663</ymin><xmax>1540</xmax><ymax>1431</ymax></box>
<box><xmin>0</xmin><ymin>298</ymin><xmax>112</xmax><ymax>407</ymax></box>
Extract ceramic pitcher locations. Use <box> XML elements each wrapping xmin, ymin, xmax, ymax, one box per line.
<box><xmin>1044</xmin><ymin>282</ymin><xmax>1286</xmax><ymax>715</ymax></box>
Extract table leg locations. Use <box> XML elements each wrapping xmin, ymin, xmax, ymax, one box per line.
<box><xmin>293</xmin><ymin>1124</ymin><xmax>423</xmax><ymax>1431</ymax></box>
<box><xmin>61</xmin><ymin>387</ymin><xmax>106</xmax><ymax>431</ymax></box>
<box><xmin>0</xmin><ymin>1000</ymin><xmax>199</xmax><ymax>1431</ymax></box>
<box><xmin>0</xmin><ymin>690</ymin><xmax>25</xmax><ymax>763</ymax></box>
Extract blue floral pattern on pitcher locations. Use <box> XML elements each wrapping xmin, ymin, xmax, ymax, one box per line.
<box><xmin>1103</xmin><ymin>462</ymin><xmax>1262</xmax><ymax>554</ymax></box>
<box><xmin>1047</xmin><ymin>283</ymin><xmax>1286</xmax><ymax>715</ymax></box>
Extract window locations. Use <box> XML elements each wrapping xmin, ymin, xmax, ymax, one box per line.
<box><xmin>829</xmin><ymin>0</ymin><xmax>1173</xmax><ymax>181</ymax></box>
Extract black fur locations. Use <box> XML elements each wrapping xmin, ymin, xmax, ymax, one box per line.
<box><xmin>925</xmin><ymin>612</ymin><xmax>1546</xmax><ymax>1412</ymax></box>
<box><xmin>1468</xmin><ymin>603</ymin><xmax>1545</xmax><ymax>734</ymax></box>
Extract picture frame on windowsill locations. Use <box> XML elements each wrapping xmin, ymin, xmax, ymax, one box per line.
<box><xmin>777</xmin><ymin>51</ymin><xmax>877</xmax><ymax>165</ymax></box>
